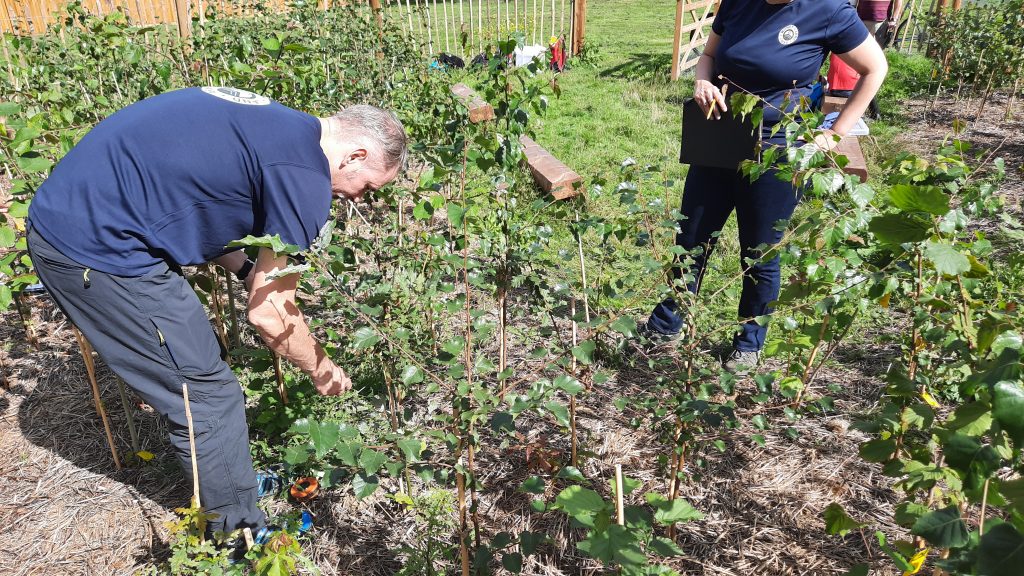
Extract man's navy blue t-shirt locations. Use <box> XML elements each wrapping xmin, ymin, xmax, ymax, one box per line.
<box><xmin>712</xmin><ymin>0</ymin><xmax>868</xmax><ymax>138</ymax></box>
<box><xmin>29</xmin><ymin>87</ymin><xmax>332</xmax><ymax>276</ymax></box>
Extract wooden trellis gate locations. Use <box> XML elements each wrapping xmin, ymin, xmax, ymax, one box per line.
<box><xmin>670</xmin><ymin>0</ymin><xmax>719</xmax><ymax>80</ymax></box>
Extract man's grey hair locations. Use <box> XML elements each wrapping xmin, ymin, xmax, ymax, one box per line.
<box><xmin>331</xmin><ymin>105</ymin><xmax>408</xmax><ymax>171</ymax></box>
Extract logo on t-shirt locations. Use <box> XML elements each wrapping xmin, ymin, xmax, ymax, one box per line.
<box><xmin>201</xmin><ymin>87</ymin><xmax>271</xmax><ymax>106</ymax></box>
<box><xmin>778</xmin><ymin>25</ymin><xmax>799</xmax><ymax>45</ymax></box>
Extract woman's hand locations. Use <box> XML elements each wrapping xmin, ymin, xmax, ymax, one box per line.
<box><xmin>811</xmin><ymin>129</ymin><xmax>841</xmax><ymax>152</ymax></box>
<box><xmin>694</xmin><ymin>79</ymin><xmax>728</xmax><ymax>120</ymax></box>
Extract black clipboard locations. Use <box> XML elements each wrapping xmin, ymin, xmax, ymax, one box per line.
<box><xmin>679</xmin><ymin>98</ymin><xmax>761</xmax><ymax>170</ymax></box>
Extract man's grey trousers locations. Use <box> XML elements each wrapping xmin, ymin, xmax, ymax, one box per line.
<box><xmin>27</xmin><ymin>227</ymin><xmax>265</xmax><ymax>536</ymax></box>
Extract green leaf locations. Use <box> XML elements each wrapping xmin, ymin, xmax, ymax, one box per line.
<box><xmin>554</xmin><ymin>486</ymin><xmax>606</xmax><ymax>518</ymax></box>
<box><xmin>910</xmin><ymin>505</ymin><xmax>969</xmax><ymax>548</ymax></box>
<box><xmin>859</xmin><ymin>438</ymin><xmax>897</xmax><ymax>463</ymax></box>
<box><xmin>309</xmin><ymin>421</ymin><xmax>341</xmax><ymax>460</ymax></box>
<box><xmin>413</xmin><ymin>199</ymin><xmax>434</xmax><ymax>220</ymax></box>
<box><xmin>351</xmin><ymin>326</ymin><xmax>380</xmax><ymax>350</ymax></box>
<box><xmin>0</xmin><ymin>102</ymin><xmax>22</xmax><ymax>116</ymax></box>
<box><xmin>647</xmin><ymin>492</ymin><xmax>704</xmax><ymax>525</ymax></box>
<box><xmin>751</xmin><ymin>414</ymin><xmax>768</xmax><ymax>430</ymax></box>
<box><xmin>893</xmin><ymin>501</ymin><xmax>930</xmax><ymax>528</ymax></box>
<box><xmin>924</xmin><ymin>241</ymin><xmax>970</xmax><ymax>276</ymax></box>
<box><xmin>490</xmin><ymin>411</ymin><xmax>516</xmax><ymax>434</ymax></box>
<box><xmin>519</xmin><ymin>476</ymin><xmax>546</xmax><ymax>494</ymax></box>
<box><xmin>610</xmin><ymin>316</ymin><xmax>637</xmax><ymax>337</ymax></box>
<box><xmin>358</xmin><ymin>448</ymin><xmax>387</xmax><ymax>475</ymax></box>
<box><xmin>577</xmin><ymin>524</ymin><xmax>646</xmax><ymax>567</ymax></box>
<box><xmin>942</xmin><ymin>433</ymin><xmax>1000</xmax><ymax>477</ymax></box>
<box><xmin>947</xmin><ymin>402</ymin><xmax>994</xmax><ymax>436</ymax></box>
<box><xmin>571</xmin><ymin>340</ymin><xmax>596</xmax><ymax>365</ymax></box>
<box><xmin>0</xmin><ymin>226</ymin><xmax>15</xmax><ymax>249</ymax></box>
<box><xmin>868</xmin><ymin>213</ymin><xmax>932</xmax><ymax>245</ymax></box>
<box><xmin>16</xmin><ymin>155</ymin><xmax>52</xmax><ymax>173</ymax></box>
<box><xmin>649</xmin><ymin>536</ymin><xmax>684</xmax><ymax>557</ymax></box>
<box><xmin>823</xmin><ymin>502</ymin><xmax>867</xmax><ymax>536</ymax></box>
<box><xmin>336</xmin><ymin>440</ymin><xmax>360</xmax><ymax>467</ymax></box>
<box><xmin>842</xmin><ymin>564</ymin><xmax>869</xmax><ymax>576</ymax></box>
<box><xmin>553</xmin><ymin>374</ymin><xmax>584</xmax><ymax>395</ymax></box>
<box><xmin>992</xmin><ymin>380</ymin><xmax>1024</xmax><ymax>445</ymax></box>
<box><xmin>396</xmin><ymin>438</ymin><xmax>425</xmax><ymax>462</ymax></box>
<box><xmin>978</xmin><ymin>523</ymin><xmax>1024</xmax><ymax>576</ymax></box>
<box><xmin>888</xmin><ymin>184</ymin><xmax>950</xmax><ymax>215</ymax></box>
<box><xmin>501</xmin><ymin>552</ymin><xmax>523</xmax><ymax>573</ymax></box>
<box><xmin>447</xmin><ymin>204</ymin><xmax>466</xmax><ymax>228</ymax></box>
<box><xmin>352</xmin><ymin>472</ymin><xmax>379</xmax><ymax>499</ymax></box>
<box><xmin>556</xmin><ymin>466</ymin><xmax>586</xmax><ymax>482</ymax></box>
<box><xmin>227</xmin><ymin>234</ymin><xmax>302</xmax><ymax>255</ymax></box>
<box><xmin>544</xmin><ymin>401</ymin><xmax>571</xmax><ymax>428</ymax></box>
<box><xmin>400</xmin><ymin>365</ymin><xmax>424</xmax><ymax>385</ymax></box>
<box><xmin>520</xmin><ymin>530</ymin><xmax>543</xmax><ymax>555</ymax></box>
<box><xmin>0</xmin><ymin>285</ymin><xmax>12</xmax><ymax>311</ymax></box>
<box><xmin>283</xmin><ymin>445</ymin><xmax>310</xmax><ymax>466</ymax></box>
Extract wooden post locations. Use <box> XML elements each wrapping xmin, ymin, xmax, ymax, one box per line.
<box><xmin>73</xmin><ymin>328</ymin><xmax>123</xmax><ymax>470</ymax></box>
<box><xmin>670</xmin><ymin>0</ymin><xmax>685</xmax><ymax>80</ymax></box>
<box><xmin>173</xmin><ymin>0</ymin><xmax>190</xmax><ymax>38</ymax></box>
<box><xmin>369</xmin><ymin>0</ymin><xmax>383</xmax><ymax>36</ymax></box>
<box><xmin>571</xmin><ymin>0</ymin><xmax>586</xmax><ymax>55</ymax></box>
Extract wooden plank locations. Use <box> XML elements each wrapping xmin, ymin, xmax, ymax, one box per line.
<box><xmin>822</xmin><ymin>95</ymin><xmax>847</xmax><ymax>115</ymax></box>
<box><xmin>519</xmin><ymin>135</ymin><xmax>582</xmax><ymax>200</ymax></box>
<box><xmin>836</xmin><ymin>136</ymin><xmax>868</xmax><ymax>182</ymax></box>
<box><xmin>451</xmin><ymin>82</ymin><xmax>495</xmax><ymax>123</ymax></box>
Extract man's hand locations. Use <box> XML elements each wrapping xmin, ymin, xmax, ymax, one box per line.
<box><xmin>694</xmin><ymin>79</ymin><xmax>728</xmax><ymax>120</ymax></box>
<box><xmin>313</xmin><ymin>362</ymin><xmax>352</xmax><ymax>395</ymax></box>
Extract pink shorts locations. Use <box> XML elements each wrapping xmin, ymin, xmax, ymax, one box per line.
<box><xmin>857</xmin><ymin>0</ymin><xmax>891</xmax><ymax>21</ymax></box>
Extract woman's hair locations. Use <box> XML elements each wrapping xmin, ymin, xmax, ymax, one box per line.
<box><xmin>331</xmin><ymin>105</ymin><xmax>408</xmax><ymax>170</ymax></box>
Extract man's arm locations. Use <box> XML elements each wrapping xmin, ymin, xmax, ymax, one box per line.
<box><xmin>213</xmin><ymin>251</ymin><xmax>256</xmax><ymax>290</ymax></box>
<box><xmin>247</xmin><ymin>247</ymin><xmax>351</xmax><ymax>395</ymax></box>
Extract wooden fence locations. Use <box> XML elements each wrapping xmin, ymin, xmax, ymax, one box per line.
<box><xmin>0</xmin><ymin>0</ymin><xmax>585</xmax><ymax>58</ymax></box>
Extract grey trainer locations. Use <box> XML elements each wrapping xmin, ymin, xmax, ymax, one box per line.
<box><xmin>723</xmin><ymin>348</ymin><xmax>760</xmax><ymax>376</ymax></box>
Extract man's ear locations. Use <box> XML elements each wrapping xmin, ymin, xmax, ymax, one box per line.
<box><xmin>341</xmin><ymin>147</ymin><xmax>369</xmax><ymax>168</ymax></box>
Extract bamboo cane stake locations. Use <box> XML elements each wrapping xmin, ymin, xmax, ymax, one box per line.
<box><xmin>207</xmin><ymin>266</ymin><xmax>231</xmax><ymax>365</ymax></box>
<box><xmin>273</xmin><ymin>351</ymin><xmax>288</xmax><ymax>404</ymax></box>
<box><xmin>440</xmin><ymin>0</ymin><xmax>449</xmax><ymax>53</ymax></box>
<box><xmin>457</xmin><ymin>464</ymin><xmax>470</xmax><ymax>575</ymax></box>
<box><xmin>477</xmin><ymin>0</ymin><xmax>482</xmax><ymax>50</ymax></box>
<box><xmin>424</xmin><ymin>0</ymin><xmax>434</xmax><ymax>53</ymax></box>
<box><xmin>73</xmin><ymin>327</ymin><xmax>123</xmax><ymax>470</ymax></box>
<box><xmin>182</xmin><ymin>382</ymin><xmax>201</xmax><ymax>508</ymax></box>
<box><xmin>514</xmin><ymin>0</ymin><xmax>519</xmax><ymax>34</ymax></box>
<box><xmin>539</xmin><ymin>0</ymin><xmax>544</xmax><ymax>44</ymax></box>
<box><xmin>505</xmin><ymin>0</ymin><xmax>510</xmax><ymax>34</ymax></box>
<box><xmin>575</xmin><ymin>211</ymin><xmax>591</xmax><ymax>323</ymax></box>
<box><xmin>532</xmin><ymin>0</ymin><xmax>536</xmax><ymax>49</ymax></box>
<box><xmin>458</xmin><ymin>0</ymin><xmax>465</xmax><ymax>56</ymax></box>
<box><xmin>560</xmin><ymin>0</ymin><xmax>564</xmax><ymax>36</ymax></box>
<box><xmin>550</xmin><ymin>0</ymin><xmax>554</xmax><ymax>41</ymax></box>
<box><xmin>615</xmin><ymin>464</ymin><xmax>625</xmax><ymax>525</ymax></box>
<box><xmin>404</xmin><ymin>0</ymin><xmax>416</xmax><ymax>50</ymax></box>
<box><xmin>115</xmin><ymin>376</ymin><xmax>142</xmax><ymax>455</ymax></box>
<box><xmin>570</xmin><ymin>296</ymin><xmax>578</xmax><ymax>468</ymax></box>
<box><xmin>224</xmin><ymin>271</ymin><xmax>240</xmax><ymax>348</ymax></box>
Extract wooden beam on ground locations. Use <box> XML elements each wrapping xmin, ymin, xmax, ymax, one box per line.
<box><xmin>451</xmin><ymin>83</ymin><xmax>495</xmax><ymax>123</ymax></box>
<box><xmin>836</xmin><ymin>136</ymin><xmax>868</xmax><ymax>182</ymax></box>
<box><xmin>519</xmin><ymin>135</ymin><xmax>582</xmax><ymax>199</ymax></box>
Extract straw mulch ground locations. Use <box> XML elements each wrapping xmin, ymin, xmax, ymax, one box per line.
<box><xmin>1</xmin><ymin>290</ymin><xmax>908</xmax><ymax>576</ymax></box>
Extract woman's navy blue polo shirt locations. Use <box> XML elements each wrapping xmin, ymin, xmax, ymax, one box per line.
<box><xmin>712</xmin><ymin>0</ymin><xmax>868</xmax><ymax>139</ymax></box>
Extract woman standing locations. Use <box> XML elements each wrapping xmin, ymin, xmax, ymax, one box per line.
<box><xmin>641</xmin><ymin>0</ymin><xmax>888</xmax><ymax>375</ymax></box>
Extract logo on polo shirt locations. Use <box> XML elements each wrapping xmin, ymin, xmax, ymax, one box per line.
<box><xmin>778</xmin><ymin>25</ymin><xmax>799</xmax><ymax>45</ymax></box>
<box><xmin>201</xmin><ymin>87</ymin><xmax>271</xmax><ymax>106</ymax></box>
